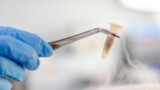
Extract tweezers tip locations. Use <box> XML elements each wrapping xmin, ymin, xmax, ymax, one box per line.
<box><xmin>112</xmin><ymin>33</ymin><xmax>120</xmax><ymax>38</ymax></box>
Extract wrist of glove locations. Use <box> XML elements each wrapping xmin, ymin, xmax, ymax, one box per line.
<box><xmin>0</xmin><ymin>26</ymin><xmax>53</xmax><ymax>90</ymax></box>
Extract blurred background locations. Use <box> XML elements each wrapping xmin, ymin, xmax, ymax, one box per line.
<box><xmin>1</xmin><ymin>0</ymin><xmax>160</xmax><ymax>90</ymax></box>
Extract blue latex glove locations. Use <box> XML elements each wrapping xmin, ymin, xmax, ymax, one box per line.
<box><xmin>0</xmin><ymin>26</ymin><xmax>53</xmax><ymax>90</ymax></box>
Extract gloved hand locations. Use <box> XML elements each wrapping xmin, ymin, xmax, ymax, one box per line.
<box><xmin>0</xmin><ymin>26</ymin><xmax>53</xmax><ymax>90</ymax></box>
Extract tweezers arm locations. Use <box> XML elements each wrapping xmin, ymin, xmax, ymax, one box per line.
<box><xmin>48</xmin><ymin>28</ymin><xmax>101</xmax><ymax>50</ymax></box>
<box><xmin>48</xmin><ymin>28</ymin><xmax>120</xmax><ymax>50</ymax></box>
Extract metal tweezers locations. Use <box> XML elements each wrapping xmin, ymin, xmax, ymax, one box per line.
<box><xmin>48</xmin><ymin>28</ymin><xmax>120</xmax><ymax>50</ymax></box>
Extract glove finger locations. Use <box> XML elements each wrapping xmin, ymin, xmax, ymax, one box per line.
<box><xmin>0</xmin><ymin>36</ymin><xmax>39</xmax><ymax>70</ymax></box>
<box><xmin>0</xmin><ymin>26</ymin><xmax>53</xmax><ymax>57</ymax></box>
<box><xmin>0</xmin><ymin>77</ymin><xmax>12</xmax><ymax>90</ymax></box>
<box><xmin>0</xmin><ymin>56</ymin><xmax>27</xmax><ymax>82</ymax></box>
